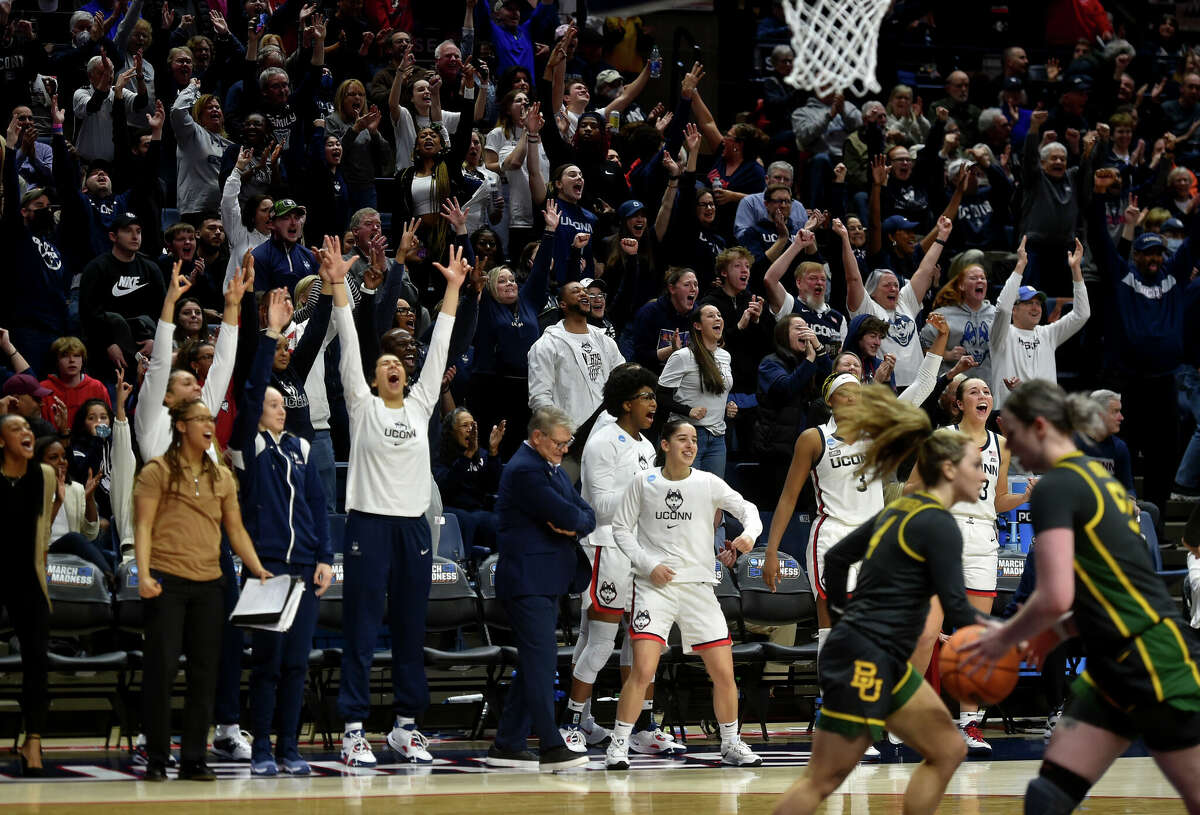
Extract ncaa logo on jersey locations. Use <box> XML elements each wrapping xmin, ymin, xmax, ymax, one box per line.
<box><xmin>599</xmin><ymin>581</ymin><xmax>618</xmax><ymax>605</ymax></box>
<box><xmin>632</xmin><ymin>609</ymin><xmax>651</xmax><ymax>631</ymax></box>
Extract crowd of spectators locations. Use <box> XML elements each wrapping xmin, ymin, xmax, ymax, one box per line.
<box><xmin>3</xmin><ymin>0</ymin><xmax>1200</xmax><ymax>776</ymax></box>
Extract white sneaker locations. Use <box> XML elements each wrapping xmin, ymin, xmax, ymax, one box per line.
<box><xmin>211</xmin><ymin>728</ymin><xmax>252</xmax><ymax>761</ymax></box>
<box><xmin>1043</xmin><ymin>706</ymin><xmax>1063</xmax><ymax>745</ymax></box>
<box><xmin>341</xmin><ymin>729</ymin><xmax>378</xmax><ymax>768</ymax></box>
<box><xmin>605</xmin><ymin>736</ymin><xmax>630</xmax><ymax>770</ymax></box>
<box><xmin>960</xmin><ymin>721</ymin><xmax>992</xmax><ymax>756</ymax></box>
<box><xmin>559</xmin><ymin>728</ymin><xmax>588</xmax><ymax>753</ymax></box>
<box><xmin>862</xmin><ymin>744</ymin><xmax>881</xmax><ymax>759</ymax></box>
<box><xmin>720</xmin><ymin>739</ymin><xmax>762</xmax><ymax>767</ymax></box>
<box><xmin>629</xmin><ymin>725</ymin><xmax>686</xmax><ymax>755</ymax></box>
<box><xmin>886</xmin><ymin>731</ymin><xmax>903</xmax><ymax>746</ymax></box>
<box><xmin>580</xmin><ymin>715</ymin><xmax>610</xmax><ymax>746</ymax></box>
<box><xmin>387</xmin><ymin>724</ymin><xmax>433</xmax><ymax>763</ymax></box>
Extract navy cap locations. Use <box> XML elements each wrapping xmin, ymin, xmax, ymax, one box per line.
<box><xmin>1066</xmin><ymin>73</ymin><xmax>1092</xmax><ymax>93</ymax></box>
<box><xmin>1133</xmin><ymin>232</ymin><xmax>1167</xmax><ymax>252</ymax></box>
<box><xmin>110</xmin><ymin>212</ymin><xmax>140</xmax><ymax>230</ymax></box>
<box><xmin>1002</xmin><ymin>76</ymin><xmax>1024</xmax><ymax>92</ymax></box>
<box><xmin>882</xmin><ymin>214</ymin><xmax>919</xmax><ymax>232</ymax></box>
<box><xmin>1017</xmin><ymin>285</ymin><xmax>1046</xmax><ymax>304</ymax></box>
<box><xmin>617</xmin><ymin>199</ymin><xmax>646</xmax><ymax>218</ymax></box>
<box><xmin>1163</xmin><ymin>217</ymin><xmax>1186</xmax><ymax>232</ymax></box>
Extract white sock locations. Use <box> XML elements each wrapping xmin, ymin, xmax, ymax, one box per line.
<box><xmin>215</xmin><ymin>723</ymin><xmax>238</xmax><ymax>738</ymax></box>
<box><xmin>961</xmin><ymin>711</ymin><xmax>981</xmax><ymax>727</ymax></box>
<box><xmin>344</xmin><ymin>721</ymin><xmax>363</xmax><ymax>734</ymax></box>
<box><xmin>612</xmin><ymin>719</ymin><xmax>633</xmax><ymax>744</ymax></box>
<box><xmin>817</xmin><ymin>627</ymin><xmax>830</xmax><ymax>656</ymax></box>
<box><xmin>396</xmin><ymin>715</ymin><xmax>416</xmax><ymax>731</ymax></box>
<box><xmin>718</xmin><ymin>720</ymin><xmax>739</xmax><ymax>746</ymax></box>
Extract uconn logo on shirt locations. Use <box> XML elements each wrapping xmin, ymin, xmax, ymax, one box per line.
<box><xmin>889</xmin><ymin>313</ymin><xmax>916</xmax><ymax>347</ymax></box>
<box><xmin>383</xmin><ymin>421</ymin><xmax>418</xmax><ymax>443</ymax></box>
<box><xmin>655</xmin><ymin>488</ymin><xmax>691</xmax><ymax>521</ymax></box>
<box><xmin>828</xmin><ymin>450</ymin><xmax>864</xmax><ymax>470</ymax></box>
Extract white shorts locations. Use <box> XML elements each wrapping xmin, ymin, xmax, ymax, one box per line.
<box><xmin>581</xmin><ymin>543</ymin><xmax>633</xmax><ymax>614</ymax></box>
<box><xmin>808</xmin><ymin>515</ymin><xmax>859</xmax><ymax>599</ymax></box>
<box><xmin>629</xmin><ymin>579</ymin><xmax>729</xmax><ymax>653</ymax></box>
<box><xmin>956</xmin><ymin>516</ymin><xmax>999</xmax><ymax>595</ymax></box>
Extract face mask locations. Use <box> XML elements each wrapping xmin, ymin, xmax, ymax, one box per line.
<box><xmin>29</xmin><ymin>207</ymin><xmax>54</xmax><ymax>233</ymax></box>
<box><xmin>94</xmin><ymin>423</ymin><xmax>112</xmax><ymax>439</ymax></box>
<box><xmin>74</xmin><ymin>30</ymin><xmax>91</xmax><ymax>48</ymax></box>
<box><xmin>320</xmin><ymin>73</ymin><xmax>333</xmax><ymax>91</ymax></box>
<box><xmin>1167</xmin><ymin>237</ymin><xmax>1184</xmax><ymax>253</ymax></box>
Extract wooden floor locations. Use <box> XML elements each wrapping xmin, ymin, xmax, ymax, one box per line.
<box><xmin>1</xmin><ymin>751</ymin><xmax>1187</xmax><ymax>814</ymax></box>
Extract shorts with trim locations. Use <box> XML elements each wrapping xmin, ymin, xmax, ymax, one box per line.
<box><xmin>629</xmin><ymin>579</ymin><xmax>729</xmax><ymax>654</ymax></box>
<box><xmin>808</xmin><ymin>516</ymin><xmax>860</xmax><ymax>600</ymax></box>
<box><xmin>1068</xmin><ymin>671</ymin><xmax>1200</xmax><ymax>752</ymax></box>
<box><xmin>815</xmin><ymin>624</ymin><xmax>924</xmax><ymax>742</ymax></box>
<box><xmin>956</xmin><ymin>516</ymin><xmax>998</xmax><ymax>595</ymax></box>
<box><xmin>581</xmin><ymin>542</ymin><xmax>633</xmax><ymax>614</ymax></box>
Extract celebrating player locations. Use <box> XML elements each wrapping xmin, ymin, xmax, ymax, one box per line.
<box><xmin>774</xmin><ymin>385</ymin><xmax>985</xmax><ymax>815</ymax></box>
<box><xmin>966</xmin><ymin>380</ymin><xmax>1200</xmax><ymax>814</ymax></box>
<box><xmin>606</xmin><ymin>419</ymin><xmax>763</xmax><ymax>769</ymax></box>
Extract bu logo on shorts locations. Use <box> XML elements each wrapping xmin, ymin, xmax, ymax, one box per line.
<box><xmin>599</xmin><ymin>581</ymin><xmax>618</xmax><ymax>605</ymax></box>
<box><xmin>632</xmin><ymin>609</ymin><xmax>651</xmax><ymax>631</ymax></box>
<box><xmin>851</xmin><ymin>660</ymin><xmax>883</xmax><ymax>702</ymax></box>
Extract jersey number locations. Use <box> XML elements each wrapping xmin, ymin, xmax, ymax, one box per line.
<box><xmin>856</xmin><ymin>474</ymin><xmax>868</xmax><ymax>493</ymax></box>
<box><xmin>979</xmin><ymin>480</ymin><xmax>989</xmax><ymax>502</ymax></box>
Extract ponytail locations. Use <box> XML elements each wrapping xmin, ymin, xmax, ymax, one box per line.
<box><xmin>835</xmin><ymin>384</ymin><xmax>969</xmax><ymax>485</ymax></box>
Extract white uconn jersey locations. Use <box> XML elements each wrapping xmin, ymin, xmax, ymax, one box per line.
<box><xmin>811</xmin><ymin>422</ymin><xmax>884</xmax><ymax>527</ymax></box>
<box><xmin>949</xmin><ymin>426</ymin><xmax>1001</xmax><ymax>521</ymax></box>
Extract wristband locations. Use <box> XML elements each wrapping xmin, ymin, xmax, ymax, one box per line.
<box><xmin>934</xmin><ymin>238</ymin><xmax>946</xmax><ymax>246</ymax></box>
<box><xmin>51</xmin><ymin>124</ymin><xmax>63</xmax><ymax>134</ymax></box>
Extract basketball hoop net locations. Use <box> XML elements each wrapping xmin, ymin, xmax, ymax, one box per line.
<box><xmin>781</xmin><ymin>0</ymin><xmax>890</xmax><ymax>96</ymax></box>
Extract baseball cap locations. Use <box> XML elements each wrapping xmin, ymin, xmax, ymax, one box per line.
<box><xmin>579</xmin><ymin>277</ymin><xmax>607</xmax><ymax>292</ymax></box>
<box><xmin>1163</xmin><ymin>217</ymin><xmax>1186</xmax><ymax>233</ymax></box>
<box><xmin>1016</xmin><ymin>285</ymin><xmax>1046</xmax><ymax>304</ymax></box>
<box><xmin>617</xmin><ymin>199</ymin><xmax>646</xmax><ymax>218</ymax></box>
<box><xmin>1133</xmin><ymin>232</ymin><xmax>1167</xmax><ymax>252</ymax></box>
<box><xmin>595</xmin><ymin>69</ymin><xmax>622</xmax><ymax>89</ymax></box>
<box><xmin>271</xmin><ymin>199</ymin><xmax>306</xmax><ymax>218</ymax></box>
<box><xmin>1066</xmin><ymin>74</ymin><xmax>1092</xmax><ymax>93</ymax></box>
<box><xmin>86</xmin><ymin>159</ymin><xmax>114</xmax><ymax>177</ymax></box>
<box><xmin>3</xmin><ymin>373</ymin><xmax>52</xmax><ymax>399</ymax></box>
<box><xmin>882</xmin><ymin>214</ymin><xmax>919</xmax><ymax>233</ymax></box>
<box><xmin>110</xmin><ymin>212</ymin><xmax>140</xmax><ymax>230</ymax></box>
<box><xmin>1002</xmin><ymin>76</ymin><xmax>1024</xmax><ymax>92</ymax></box>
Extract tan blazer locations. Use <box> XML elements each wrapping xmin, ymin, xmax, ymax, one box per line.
<box><xmin>33</xmin><ymin>463</ymin><xmax>57</xmax><ymax>606</ymax></box>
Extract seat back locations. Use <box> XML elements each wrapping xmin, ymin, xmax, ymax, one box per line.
<box><xmin>738</xmin><ymin>547</ymin><xmax>815</xmax><ymax>625</ymax></box>
<box><xmin>114</xmin><ymin>560</ymin><xmax>144</xmax><ymax>632</ymax></box>
<box><xmin>316</xmin><ymin>553</ymin><xmax>345</xmax><ymax>630</ymax></box>
<box><xmin>476</xmin><ymin>553</ymin><xmax>509</xmax><ymax>629</ymax></box>
<box><xmin>426</xmin><ymin>557</ymin><xmax>480</xmax><ymax>632</ymax></box>
<box><xmin>436</xmin><ymin>513</ymin><xmax>466</xmax><ymax>561</ymax></box>
<box><xmin>714</xmin><ymin>559</ymin><xmax>742</xmax><ymax>622</ymax></box>
<box><xmin>994</xmin><ymin>549</ymin><xmax>1027</xmax><ymax>616</ymax></box>
<box><xmin>46</xmin><ymin>554</ymin><xmax>113</xmax><ymax>635</ymax></box>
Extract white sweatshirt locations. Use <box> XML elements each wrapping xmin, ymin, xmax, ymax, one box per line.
<box><xmin>850</xmin><ymin>283</ymin><xmax>924</xmax><ymax>387</ymax></box>
<box><xmin>111</xmin><ymin>417</ymin><xmax>136</xmax><ymax>556</ymax></box>
<box><xmin>220</xmin><ymin>170</ymin><xmax>270</xmax><ymax>292</ymax></box>
<box><xmin>527</xmin><ymin>321</ymin><xmax>625</xmax><ymax>428</ymax></box>
<box><xmin>613</xmin><ymin>467</ymin><xmax>761</xmax><ymax>584</ymax></box>
<box><xmin>580</xmin><ymin>421</ymin><xmax>656</xmax><ymax>549</ymax></box>
<box><xmin>134</xmin><ymin>317</ymin><xmax>238</xmax><ymax>460</ymax></box>
<box><xmin>335</xmin><ymin>304</ymin><xmax>451</xmax><ymax>517</ymax></box>
<box><xmin>989</xmin><ymin>275</ymin><xmax>1090</xmax><ymax>411</ymax></box>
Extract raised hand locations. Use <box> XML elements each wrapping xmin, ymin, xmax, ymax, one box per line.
<box><xmin>165</xmin><ymin>259</ymin><xmax>191</xmax><ymax>306</ymax></box>
<box><xmin>440</xmin><ymin>197</ymin><xmax>469</xmax><ymax>232</ymax></box>
<box><xmin>227</xmin><ymin>252</ymin><xmax>255</xmax><ymax>305</ymax></box>
<box><xmin>235</xmin><ymin>146</ymin><xmax>254</xmax><ymax>174</ymax></box>
<box><xmin>398</xmin><ymin>217</ymin><xmax>420</xmax><ymax>259</ymax></box>
<box><xmin>1124</xmin><ymin>194</ymin><xmax>1140</xmax><ymax>226</ymax></box>
<box><xmin>1067</xmin><ymin>237</ymin><xmax>1084</xmax><ymax>272</ymax></box>
<box><xmin>619</xmin><ymin>237</ymin><xmax>638</xmax><ymax>256</ymax></box>
<box><xmin>317</xmin><ymin>234</ymin><xmax>353</xmax><ymax>283</ymax></box>
<box><xmin>146</xmin><ymin>98</ymin><xmax>166</xmax><ymax>132</ymax></box>
<box><xmin>654</xmin><ymin>110</ymin><xmax>674</xmax><ymax>134</ymax></box>
<box><xmin>830</xmin><ymin>217</ymin><xmax>848</xmax><ymax>241</ymax></box>
<box><xmin>936</xmin><ymin>215</ymin><xmax>953</xmax><ymax>241</ymax></box>
<box><xmin>870</xmin><ymin>154</ymin><xmax>888</xmax><ymax>186</ymax></box>
<box><xmin>661</xmin><ymin>148</ymin><xmax>680</xmax><ymax>178</ymax></box>
<box><xmin>115</xmin><ymin>367</ymin><xmax>133</xmax><ymax>420</ymax></box>
<box><xmin>210</xmin><ymin>9</ymin><xmax>229</xmax><ymax>35</ymax></box>
<box><xmin>1030</xmin><ymin>108</ymin><xmax>1048</xmax><ymax>132</ymax></box>
<box><xmin>359</xmin><ymin>30</ymin><xmax>375</xmax><ymax>57</ymax></box>
<box><xmin>1016</xmin><ymin>234</ymin><xmax>1028</xmax><ymax>268</ymax></box>
<box><xmin>683</xmin><ymin>121</ymin><xmax>701</xmax><ymax>155</ymax></box>
<box><xmin>489</xmin><ymin>420</ymin><xmax>506</xmax><ymax>455</ymax></box>
<box><xmin>833</xmin><ymin>162</ymin><xmax>847</xmax><ymax>183</ymax></box>
<box><xmin>680</xmin><ymin>61</ymin><xmax>705</xmax><ymax>98</ymax></box>
<box><xmin>544</xmin><ymin>198</ymin><xmax>561</xmax><ymax>232</ymax></box>
<box><xmin>432</xmin><ymin>243</ymin><xmax>470</xmax><ymax>291</ymax></box>
<box><xmin>927</xmin><ymin>311</ymin><xmax>949</xmax><ymax>336</ymax></box>
<box><xmin>266</xmin><ymin>287</ymin><xmax>293</xmax><ymax>332</ymax></box>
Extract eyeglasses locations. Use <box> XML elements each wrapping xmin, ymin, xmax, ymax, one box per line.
<box><xmin>588</xmin><ymin>291</ymin><xmax>606</xmax><ymax>300</ymax></box>
<box><xmin>632</xmin><ymin>392</ymin><xmax>656</xmax><ymax>402</ymax></box>
<box><xmin>890</xmin><ymin>157</ymin><xmax>913</xmax><ymax>164</ymax></box>
<box><xmin>697</xmin><ymin>201</ymin><xmax>716</xmax><ymax>209</ymax></box>
<box><xmin>544</xmin><ymin>435</ymin><xmax>574</xmax><ymax>451</ymax></box>
<box><xmin>396</xmin><ymin>306</ymin><xmax>414</xmax><ymax>315</ymax></box>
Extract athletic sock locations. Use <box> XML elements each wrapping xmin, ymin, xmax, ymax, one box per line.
<box><xmin>396</xmin><ymin>715</ymin><xmax>416</xmax><ymax>731</ymax></box>
<box><xmin>215</xmin><ymin>724</ymin><xmax>238</xmax><ymax>739</ymax></box>
<box><xmin>612</xmin><ymin>720</ymin><xmax>634</xmax><ymax>744</ymax></box>
<box><xmin>718</xmin><ymin>720</ymin><xmax>739</xmax><ymax>747</ymax></box>
<box><xmin>344</xmin><ymin>721</ymin><xmax>363</xmax><ymax>735</ymax></box>
<box><xmin>564</xmin><ymin>698</ymin><xmax>586</xmax><ymax>727</ymax></box>
<box><xmin>961</xmin><ymin>710</ymin><xmax>981</xmax><ymax>727</ymax></box>
<box><xmin>633</xmin><ymin>699</ymin><xmax>653</xmax><ymax>732</ymax></box>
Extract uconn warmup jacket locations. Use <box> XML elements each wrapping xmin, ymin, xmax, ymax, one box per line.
<box><xmin>237</xmin><ymin>332</ymin><xmax>332</xmax><ymax>565</ymax></box>
<box><xmin>334</xmin><ymin>304</ymin><xmax>451</xmax><ymax>516</ymax></box>
<box><xmin>613</xmin><ymin>468</ymin><xmax>761</xmax><ymax>584</ymax></box>
<box><xmin>580</xmin><ymin>422</ymin><xmax>657</xmax><ymax>549</ymax></box>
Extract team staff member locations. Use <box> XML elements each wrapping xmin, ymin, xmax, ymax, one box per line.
<box><xmin>967</xmin><ymin>380</ymin><xmax>1200</xmax><ymax>814</ymax></box>
<box><xmin>774</xmin><ymin>385</ymin><xmax>983</xmax><ymax>815</ymax></box>
<box><xmin>561</xmin><ymin>363</ymin><xmax>682</xmax><ymax>755</ymax></box>
<box><xmin>0</xmin><ymin>414</ymin><xmax>56</xmax><ymax>776</ymax></box>
<box><xmin>606</xmin><ymin>419</ymin><xmax>763</xmax><ymax>770</ymax></box>
<box><xmin>134</xmin><ymin>399</ymin><xmax>272</xmax><ymax>783</ymax></box>
<box><xmin>326</xmin><ymin>237</ymin><xmax>466</xmax><ymax>768</ymax></box>
<box><xmin>487</xmin><ymin>407</ymin><xmax>595</xmax><ymax>772</ymax></box>
<box><xmin>237</xmin><ymin>289</ymin><xmax>335</xmax><ymax>777</ymax></box>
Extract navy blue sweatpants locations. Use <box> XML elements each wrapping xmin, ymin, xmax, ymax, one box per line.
<box><xmin>248</xmin><ymin>561</ymin><xmax>320</xmax><ymax>761</ymax></box>
<box><xmin>214</xmin><ymin>540</ymin><xmax>245</xmax><ymax>726</ymax></box>
<box><xmin>337</xmin><ymin>511</ymin><xmax>432</xmax><ymax>722</ymax></box>
<box><xmin>495</xmin><ymin>594</ymin><xmax>566</xmax><ymax>754</ymax></box>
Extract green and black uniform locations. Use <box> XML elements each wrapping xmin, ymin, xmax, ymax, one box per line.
<box><xmin>819</xmin><ymin>492</ymin><xmax>979</xmax><ymax>740</ymax></box>
<box><xmin>1033</xmin><ymin>452</ymin><xmax>1200</xmax><ymax>750</ymax></box>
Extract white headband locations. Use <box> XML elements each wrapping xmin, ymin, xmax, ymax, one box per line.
<box><xmin>824</xmin><ymin>373</ymin><xmax>860</xmax><ymax>404</ymax></box>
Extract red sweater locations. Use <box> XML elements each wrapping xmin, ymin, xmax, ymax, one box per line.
<box><xmin>40</xmin><ymin>374</ymin><xmax>112</xmax><ymax>427</ymax></box>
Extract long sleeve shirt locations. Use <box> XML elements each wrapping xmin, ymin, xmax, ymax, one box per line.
<box><xmin>580</xmin><ymin>422</ymin><xmax>657</xmax><ymax>549</ymax></box>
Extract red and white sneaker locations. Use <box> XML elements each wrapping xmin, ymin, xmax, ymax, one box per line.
<box><xmin>387</xmin><ymin>725</ymin><xmax>433</xmax><ymax>763</ymax></box>
<box><xmin>960</xmin><ymin>721</ymin><xmax>992</xmax><ymax>756</ymax></box>
<box><xmin>629</xmin><ymin>724</ymin><xmax>686</xmax><ymax>755</ymax></box>
<box><xmin>341</xmin><ymin>729</ymin><xmax>378</xmax><ymax>768</ymax></box>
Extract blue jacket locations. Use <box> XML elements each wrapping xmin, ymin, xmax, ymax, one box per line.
<box><xmin>631</xmin><ymin>294</ymin><xmax>693</xmax><ymax>373</ymax></box>
<box><xmin>550</xmin><ymin>197</ymin><xmax>596</xmax><ymax>284</ymax></box>
<box><xmin>474</xmin><ymin>229</ymin><xmax>554</xmax><ymax>376</ymax></box>
<box><xmin>237</xmin><ymin>332</ymin><xmax>332</xmax><ymax>566</ymax></box>
<box><xmin>252</xmin><ymin>237</ymin><xmax>319</xmax><ymax>296</ymax></box>
<box><xmin>494</xmin><ymin>443</ymin><xmax>594</xmax><ymax>598</ymax></box>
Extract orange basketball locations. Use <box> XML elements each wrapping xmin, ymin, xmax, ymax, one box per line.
<box><xmin>938</xmin><ymin>624</ymin><xmax>1021</xmax><ymax>706</ymax></box>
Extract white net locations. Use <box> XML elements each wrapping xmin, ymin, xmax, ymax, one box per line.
<box><xmin>781</xmin><ymin>0</ymin><xmax>892</xmax><ymax>97</ymax></box>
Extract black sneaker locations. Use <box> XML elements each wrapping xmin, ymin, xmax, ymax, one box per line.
<box><xmin>539</xmin><ymin>744</ymin><xmax>589</xmax><ymax>771</ymax></box>
<box><xmin>144</xmin><ymin>763</ymin><xmax>168</xmax><ymax>782</ymax></box>
<box><xmin>485</xmin><ymin>744</ymin><xmax>538</xmax><ymax>769</ymax></box>
<box><xmin>177</xmin><ymin>761</ymin><xmax>217</xmax><ymax>781</ymax></box>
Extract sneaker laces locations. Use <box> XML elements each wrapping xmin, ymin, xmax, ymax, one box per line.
<box><xmin>726</xmin><ymin>739</ymin><xmax>753</xmax><ymax>756</ymax></box>
<box><xmin>563</xmin><ymin>729</ymin><xmax>587</xmax><ymax>749</ymax></box>
<box><xmin>963</xmin><ymin>722</ymin><xmax>985</xmax><ymax>741</ymax></box>
<box><xmin>346</xmin><ymin>732</ymin><xmax>373</xmax><ymax>756</ymax></box>
<box><xmin>406</xmin><ymin>728</ymin><xmax>430</xmax><ymax>751</ymax></box>
<box><xmin>235</xmin><ymin>729</ymin><xmax>253</xmax><ymax>747</ymax></box>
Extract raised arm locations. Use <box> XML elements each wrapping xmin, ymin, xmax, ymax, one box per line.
<box><xmin>909</xmin><ymin>216</ymin><xmax>952</xmax><ymax>303</ymax></box>
<box><xmin>764</xmin><ymin>229</ymin><xmax>813</xmax><ymax>315</ymax></box>
<box><xmin>831</xmin><ymin>218</ymin><xmax>866</xmax><ymax>311</ymax></box>
<box><xmin>603</xmin><ymin>62</ymin><xmax>650</xmax><ymax>118</ymax></box>
<box><xmin>990</xmin><ymin>236</ymin><xmax>1026</xmax><ymax>354</ymax></box>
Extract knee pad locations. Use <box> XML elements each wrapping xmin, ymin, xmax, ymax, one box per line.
<box><xmin>1025</xmin><ymin>761</ymin><xmax>1091</xmax><ymax>815</ymax></box>
<box><xmin>573</xmin><ymin>620</ymin><xmax>619</xmax><ymax>684</ymax></box>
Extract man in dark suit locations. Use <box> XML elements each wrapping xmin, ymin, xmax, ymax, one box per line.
<box><xmin>486</xmin><ymin>407</ymin><xmax>595</xmax><ymax>771</ymax></box>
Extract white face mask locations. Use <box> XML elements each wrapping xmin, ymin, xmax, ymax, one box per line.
<box><xmin>1167</xmin><ymin>237</ymin><xmax>1184</xmax><ymax>253</ymax></box>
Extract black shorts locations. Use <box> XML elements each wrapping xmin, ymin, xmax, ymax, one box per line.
<box><xmin>1069</xmin><ymin>671</ymin><xmax>1200</xmax><ymax>752</ymax></box>
<box><xmin>816</xmin><ymin>625</ymin><xmax>922</xmax><ymax>742</ymax></box>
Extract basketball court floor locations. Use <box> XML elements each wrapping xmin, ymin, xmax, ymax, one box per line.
<box><xmin>1</xmin><ymin>730</ymin><xmax>1186</xmax><ymax>813</ymax></box>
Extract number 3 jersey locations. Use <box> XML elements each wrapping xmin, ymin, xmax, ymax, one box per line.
<box><xmin>812</xmin><ymin>421</ymin><xmax>884</xmax><ymax>528</ymax></box>
<box><xmin>948</xmin><ymin>427</ymin><xmax>1001</xmax><ymax>522</ymax></box>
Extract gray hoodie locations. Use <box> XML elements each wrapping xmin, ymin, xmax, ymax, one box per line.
<box><xmin>920</xmin><ymin>300</ymin><xmax>997</xmax><ymax>384</ymax></box>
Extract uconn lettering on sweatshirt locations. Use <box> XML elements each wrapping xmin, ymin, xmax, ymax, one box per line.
<box><xmin>383</xmin><ymin>421</ymin><xmax>418</xmax><ymax>442</ymax></box>
<box><xmin>828</xmin><ymin>452</ymin><xmax>864</xmax><ymax>469</ymax></box>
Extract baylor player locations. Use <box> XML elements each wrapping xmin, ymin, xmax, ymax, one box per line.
<box><xmin>774</xmin><ymin>385</ymin><xmax>987</xmax><ymax>815</ymax></box>
<box><xmin>968</xmin><ymin>380</ymin><xmax>1200</xmax><ymax>814</ymax></box>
